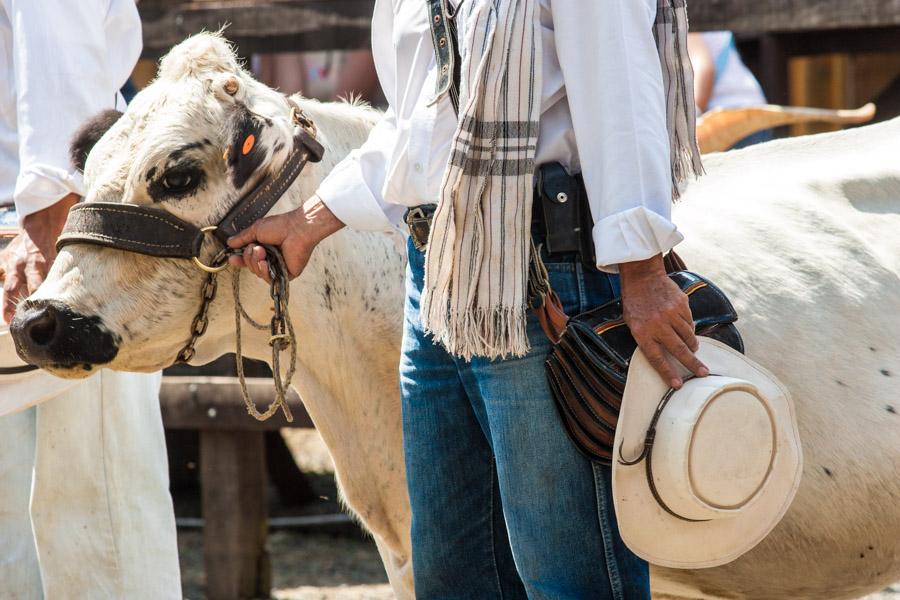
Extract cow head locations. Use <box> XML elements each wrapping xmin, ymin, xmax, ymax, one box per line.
<box><xmin>10</xmin><ymin>33</ymin><xmax>311</xmax><ymax>377</ymax></box>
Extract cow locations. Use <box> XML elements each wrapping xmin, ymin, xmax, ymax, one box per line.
<box><xmin>10</xmin><ymin>33</ymin><xmax>900</xmax><ymax>599</ymax></box>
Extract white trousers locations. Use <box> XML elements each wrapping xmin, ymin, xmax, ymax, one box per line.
<box><xmin>0</xmin><ymin>370</ymin><xmax>182</xmax><ymax>600</ymax></box>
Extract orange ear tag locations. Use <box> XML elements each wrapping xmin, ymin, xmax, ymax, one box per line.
<box><xmin>242</xmin><ymin>134</ymin><xmax>256</xmax><ymax>156</ymax></box>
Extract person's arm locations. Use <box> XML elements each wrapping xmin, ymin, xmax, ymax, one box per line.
<box><xmin>226</xmin><ymin>107</ymin><xmax>404</xmax><ymax>282</ymax></box>
<box><xmin>8</xmin><ymin>0</ymin><xmax>136</xmax><ymax>220</ymax></box>
<box><xmin>688</xmin><ymin>33</ymin><xmax>715</xmax><ymax>113</ymax></box>
<box><xmin>552</xmin><ymin>0</ymin><xmax>706</xmax><ymax>387</ymax></box>
<box><xmin>0</xmin><ymin>0</ymin><xmax>139</xmax><ymax>322</ymax></box>
<box><xmin>228</xmin><ymin>0</ymin><xmax>404</xmax><ymax>281</ymax></box>
<box><xmin>314</xmin><ymin>107</ymin><xmax>407</xmax><ymax>232</ymax></box>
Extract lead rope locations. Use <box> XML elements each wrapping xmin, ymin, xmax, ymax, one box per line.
<box><xmin>231</xmin><ymin>245</ymin><xmax>296</xmax><ymax>422</ymax></box>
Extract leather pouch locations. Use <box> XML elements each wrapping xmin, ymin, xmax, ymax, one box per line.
<box><xmin>537</xmin><ymin>164</ymin><xmax>595</xmax><ymax>264</ymax></box>
<box><xmin>545</xmin><ymin>271</ymin><xmax>744</xmax><ymax>464</ymax></box>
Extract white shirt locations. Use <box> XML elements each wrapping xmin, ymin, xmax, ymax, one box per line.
<box><xmin>316</xmin><ymin>0</ymin><xmax>683</xmax><ymax>270</ymax></box>
<box><xmin>0</xmin><ymin>0</ymin><xmax>142</xmax><ymax>219</ymax></box>
<box><xmin>702</xmin><ymin>32</ymin><xmax>767</xmax><ymax>111</ymax></box>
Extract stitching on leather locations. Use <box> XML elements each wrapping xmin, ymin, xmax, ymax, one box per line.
<box><xmin>239</xmin><ymin>155</ymin><xmax>305</xmax><ymax>224</ymax></box>
<box><xmin>231</xmin><ymin>147</ymin><xmax>306</xmax><ymax>224</ymax></box>
<box><xmin>71</xmin><ymin>206</ymin><xmax>188</xmax><ymax>231</ymax></box>
<box><xmin>59</xmin><ymin>232</ymin><xmax>182</xmax><ymax>250</ymax></box>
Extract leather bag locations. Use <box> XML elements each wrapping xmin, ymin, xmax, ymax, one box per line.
<box><xmin>543</xmin><ymin>271</ymin><xmax>744</xmax><ymax>464</ymax></box>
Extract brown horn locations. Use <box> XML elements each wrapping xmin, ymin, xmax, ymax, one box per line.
<box><xmin>697</xmin><ymin>103</ymin><xmax>876</xmax><ymax>153</ymax></box>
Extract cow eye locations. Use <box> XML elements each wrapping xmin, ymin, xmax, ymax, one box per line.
<box><xmin>163</xmin><ymin>170</ymin><xmax>196</xmax><ymax>192</ymax></box>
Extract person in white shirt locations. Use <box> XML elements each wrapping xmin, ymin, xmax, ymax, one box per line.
<box><xmin>0</xmin><ymin>2</ymin><xmax>181</xmax><ymax>598</ymax></box>
<box><xmin>228</xmin><ymin>1</ymin><xmax>706</xmax><ymax>597</ymax></box>
<box><xmin>689</xmin><ymin>31</ymin><xmax>772</xmax><ymax>147</ymax></box>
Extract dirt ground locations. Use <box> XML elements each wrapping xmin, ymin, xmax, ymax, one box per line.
<box><xmin>176</xmin><ymin>429</ymin><xmax>899</xmax><ymax>600</ymax></box>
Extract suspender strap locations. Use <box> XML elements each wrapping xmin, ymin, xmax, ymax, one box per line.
<box><xmin>427</xmin><ymin>0</ymin><xmax>464</xmax><ymax>115</ymax></box>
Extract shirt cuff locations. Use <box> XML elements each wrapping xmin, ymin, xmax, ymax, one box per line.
<box><xmin>315</xmin><ymin>159</ymin><xmax>403</xmax><ymax>232</ymax></box>
<box><xmin>592</xmin><ymin>206</ymin><xmax>684</xmax><ymax>273</ymax></box>
<box><xmin>14</xmin><ymin>166</ymin><xmax>83</xmax><ymax>223</ymax></box>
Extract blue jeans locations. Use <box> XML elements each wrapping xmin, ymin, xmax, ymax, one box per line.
<box><xmin>400</xmin><ymin>238</ymin><xmax>650</xmax><ymax>599</ymax></box>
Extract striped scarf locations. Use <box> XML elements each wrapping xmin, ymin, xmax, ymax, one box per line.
<box><xmin>421</xmin><ymin>0</ymin><xmax>703</xmax><ymax>361</ymax></box>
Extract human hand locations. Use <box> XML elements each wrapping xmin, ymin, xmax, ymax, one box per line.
<box><xmin>0</xmin><ymin>193</ymin><xmax>78</xmax><ymax>323</ymax></box>
<box><xmin>620</xmin><ymin>254</ymin><xmax>708</xmax><ymax>389</ymax></box>
<box><xmin>227</xmin><ymin>195</ymin><xmax>344</xmax><ymax>283</ymax></box>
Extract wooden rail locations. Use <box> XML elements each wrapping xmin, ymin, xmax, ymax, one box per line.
<box><xmin>139</xmin><ymin>0</ymin><xmax>374</xmax><ymax>57</ymax></box>
<box><xmin>160</xmin><ymin>375</ymin><xmax>315</xmax><ymax>600</ymax></box>
<box><xmin>688</xmin><ymin>0</ymin><xmax>900</xmax><ymax>33</ymax></box>
<box><xmin>139</xmin><ymin>0</ymin><xmax>900</xmax><ymax>57</ymax></box>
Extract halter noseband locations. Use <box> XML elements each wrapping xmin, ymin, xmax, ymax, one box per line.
<box><xmin>56</xmin><ymin>98</ymin><xmax>323</xmax><ymax>271</ymax></box>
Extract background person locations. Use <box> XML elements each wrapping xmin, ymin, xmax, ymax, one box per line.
<box><xmin>689</xmin><ymin>31</ymin><xmax>773</xmax><ymax>147</ymax></box>
<box><xmin>0</xmin><ymin>1</ymin><xmax>181</xmax><ymax>598</ymax></box>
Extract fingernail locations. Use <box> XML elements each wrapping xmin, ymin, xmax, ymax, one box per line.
<box><xmin>699</xmin><ymin>366</ymin><xmax>710</xmax><ymax>377</ymax></box>
<box><xmin>671</xmin><ymin>378</ymin><xmax>683</xmax><ymax>389</ymax></box>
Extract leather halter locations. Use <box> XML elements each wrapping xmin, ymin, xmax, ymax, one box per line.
<box><xmin>56</xmin><ymin>98</ymin><xmax>324</xmax><ymax>268</ymax></box>
<box><xmin>0</xmin><ymin>363</ymin><xmax>38</xmax><ymax>375</ymax></box>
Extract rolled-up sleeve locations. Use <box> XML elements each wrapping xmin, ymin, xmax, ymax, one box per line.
<box><xmin>315</xmin><ymin>107</ymin><xmax>407</xmax><ymax>231</ymax></box>
<box><xmin>552</xmin><ymin>0</ymin><xmax>683</xmax><ymax>272</ymax></box>
<box><xmin>7</xmin><ymin>0</ymin><xmax>139</xmax><ymax>220</ymax></box>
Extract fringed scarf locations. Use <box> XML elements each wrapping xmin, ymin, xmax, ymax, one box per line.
<box><xmin>421</xmin><ymin>0</ymin><xmax>703</xmax><ymax>361</ymax></box>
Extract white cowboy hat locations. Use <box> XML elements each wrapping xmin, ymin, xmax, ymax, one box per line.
<box><xmin>612</xmin><ymin>337</ymin><xmax>802</xmax><ymax>569</ymax></box>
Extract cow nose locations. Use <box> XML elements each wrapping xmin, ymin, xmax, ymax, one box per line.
<box><xmin>10</xmin><ymin>300</ymin><xmax>119</xmax><ymax>369</ymax></box>
<box><xmin>21</xmin><ymin>304</ymin><xmax>59</xmax><ymax>347</ymax></box>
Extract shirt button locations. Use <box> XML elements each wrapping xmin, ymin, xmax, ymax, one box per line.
<box><xmin>414</xmin><ymin>163</ymin><xmax>423</xmax><ymax>173</ymax></box>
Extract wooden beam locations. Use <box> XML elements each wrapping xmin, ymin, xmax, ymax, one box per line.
<box><xmin>200</xmin><ymin>430</ymin><xmax>270</xmax><ymax>600</ymax></box>
<box><xmin>138</xmin><ymin>0</ymin><xmax>900</xmax><ymax>57</ymax></box>
<box><xmin>139</xmin><ymin>0</ymin><xmax>375</xmax><ymax>58</ymax></box>
<box><xmin>688</xmin><ymin>0</ymin><xmax>900</xmax><ymax>33</ymax></box>
<box><xmin>160</xmin><ymin>376</ymin><xmax>314</xmax><ymax>431</ymax></box>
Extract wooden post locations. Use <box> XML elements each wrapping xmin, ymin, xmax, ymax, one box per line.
<box><xmin>200</xmin><ymin>430</ymin><xmax>270</xmax><ymax>600</ymax></box>
<box><xmin>759</xmin><ymin>34</ymin><xmax>789</xmax><ymax>106</ymax></box>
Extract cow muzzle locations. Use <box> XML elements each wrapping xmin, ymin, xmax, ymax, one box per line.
<box><xmin>10</xmin><ymin>299</ymin><xmax>119</xmax><ymax>371</ymax></box>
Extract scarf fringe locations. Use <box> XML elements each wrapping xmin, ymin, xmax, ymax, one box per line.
<box><xmin>422</xmin><ymin>303</ymin><xmax>531</xmax><ymax>362</ymax></box>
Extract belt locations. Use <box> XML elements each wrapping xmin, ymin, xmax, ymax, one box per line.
<box><xmin>404</xmin><ymin>206</ymin><xmax>558</xmax><ymax>252</ymax></box>
<box><xmin>403</xmin><ymin>163</ymin><xmax>595</xmax><ymax>263</ymax></box>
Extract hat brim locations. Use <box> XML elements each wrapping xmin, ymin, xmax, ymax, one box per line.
<box><xmin>612</xmin><ymin>337</ymin><xmax>803</xmax><ymax>569</ymax></box>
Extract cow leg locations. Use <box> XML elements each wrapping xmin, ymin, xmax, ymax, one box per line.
<box><xmin>372</xmin><ymin>533</ymin><xmax>415</xmax><ymax>600</ymax></box>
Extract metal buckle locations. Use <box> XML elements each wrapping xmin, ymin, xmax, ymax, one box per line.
<box><xmin>406</xmin><ymin>206</ymin><xmax>426</xmax><ymax>223</ymax></box>
<box><xmin>291</xmin><ymin>105</ymin><xmax>317</xmax><ymax>139</ymax></box>
<box><xmin>191</xmin><ymin>226</ymin><xmax>230</xmax><ymax>274</ymax></box>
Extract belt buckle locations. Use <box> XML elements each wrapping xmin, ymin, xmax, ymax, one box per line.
<box><xmin>406</xmin><ymin>207</ymin><xmax>430</xmax><ymax>252</ymax></box>
<box><xmin>406</xmin><ymin>206</ymin><xmax>426</xmax><ymax>223</ymax></box>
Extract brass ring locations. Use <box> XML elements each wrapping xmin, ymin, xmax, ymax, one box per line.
<box><xmin>192</xmin><ymin>226</ymin><xmax>230</xmax><ymax>273</ymax></box>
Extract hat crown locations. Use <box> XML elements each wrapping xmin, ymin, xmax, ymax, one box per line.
<box><xmin>653</xmin><ymin>377</ymin><xmax>776</xmax><ymax>521</ymax></box>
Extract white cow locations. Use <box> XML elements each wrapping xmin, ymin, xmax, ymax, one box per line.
<box><xmin>11</xmin><ymin>34</ymin><xmax>900</xmax><ymax>599</ymax></box>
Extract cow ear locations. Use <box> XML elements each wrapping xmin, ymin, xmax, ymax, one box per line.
<box><xmin>223</xmin><ymin>104</ymin><xmax>268</xmax><ymax>189</ymax></box>
<box><xmin>70</xmin><ymin>110</ymin><xmax>123</xmax><ymax>172</ymax></box>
